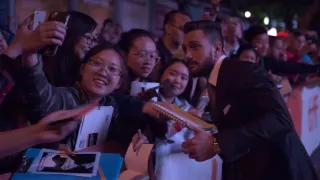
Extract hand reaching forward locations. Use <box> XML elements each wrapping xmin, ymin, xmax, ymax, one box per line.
<box><xmin>34</xmin><ymin>104</ymin><xmax>96</xmax><ymax>144</ymax></box>
<box><xmin>7</xmin><ymin>16</ymin><xmax>67</xmax><ymax>57</ymax></box>
<box><xmin>182</xmin><ymin>123</ymin><xmax>217</xmax><ymax>162</ymax></box>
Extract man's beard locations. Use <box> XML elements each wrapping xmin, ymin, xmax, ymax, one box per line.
<box><xmin>190</xmin><ymin>53</ymin><xmax>215</xmax><ymax>78</ymax></box>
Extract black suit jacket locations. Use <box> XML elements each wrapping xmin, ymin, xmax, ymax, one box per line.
<box><xmin>208</xmin><ymin>60</ymin><xmax>317</xmax><ymax>180</ymax></box>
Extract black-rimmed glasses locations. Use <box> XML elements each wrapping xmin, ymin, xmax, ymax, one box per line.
<box><xmin>81</xmin><ymin>35</ymin><xmax>100</xmax><ymax>46</ymax></box>
<box><xmin>131</xmin><ymin>51</ymin><xmax>161</xmax><ymax>62</ymax></box>
<box><xmin>88</xmin><ymin>59</ymin><xmax>122</xmax><ymax>76</ymax></box>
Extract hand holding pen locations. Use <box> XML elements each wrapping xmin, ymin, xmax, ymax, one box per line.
<box><xmin>132</xmin><ymin>129</ymin><xmax>149</xmax><ymax>156</ymax></box>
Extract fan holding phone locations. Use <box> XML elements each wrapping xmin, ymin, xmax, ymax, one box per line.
<box><xmin>32</xmin><ymin>11</ymin><xmax>70</xmax><ymax>56</ymax></box>
<box><xmin>6</xmin><ymin>13</ymin><xmax>67</xmax><ymax>59</ymax></box>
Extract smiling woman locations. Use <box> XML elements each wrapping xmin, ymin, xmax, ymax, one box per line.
<box><xmin>80</xmin><ymin>43</ymin><xmax>128</xmax><ymax>100</ymax></box>
<box><xmin>17</xmin><ymin>42</ymin><xmax>158</xmax><ymax>149</ymax></box>
<box><xmin>42</xmin><ymin>11</ymin><xmax>98</xmax><ymax>87</ymax></box>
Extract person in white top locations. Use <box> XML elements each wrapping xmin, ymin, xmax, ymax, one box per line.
<box><xmin>132</xmin><ymin>59</ymin><xmax>214</xmax><ymax>180</ymax></box>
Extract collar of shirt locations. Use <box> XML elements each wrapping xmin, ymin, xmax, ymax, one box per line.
<box><xmin>208</xmin><ymin>55</ymin><xmax>226</xmax><ymax>86</ymax></box>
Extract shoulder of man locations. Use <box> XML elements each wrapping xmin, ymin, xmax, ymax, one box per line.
<box><xmin>220</xmin><ymin>60</ymin><xmax>276</xmax><ymax>89</ymax></box>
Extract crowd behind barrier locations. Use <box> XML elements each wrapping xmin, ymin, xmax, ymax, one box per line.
<box><xmin>210</xmin><ymin>79</ymin><xmax>320</xmax><ymax>180</ymax></box>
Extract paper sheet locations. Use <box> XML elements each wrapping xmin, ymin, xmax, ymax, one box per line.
<box><xmin>124</xmin><ymin>143</ymin><xmax>154</xmax><ymax>175</ymax></box>
<box><xmin>130</xmin><ymin>82</ymin><xmax>160</xmax><ymax>101</ymax></box>
<box><xmin>156</xmin><ymin>153</ymin><xmax>213</xmax><ymax>180</ymax></box>
<box><xmin>75</xmin><ymin>106</ymin><xmax>114</xmax><ymax>151</ymax></box>
<box><xmin>28</xmin><ymin>149</ymin><xmax>101</xmax><ymax>177</ymax></box>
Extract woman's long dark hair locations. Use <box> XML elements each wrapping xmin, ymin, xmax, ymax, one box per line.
<box><xmin>43</xmin><ymin>11</ymin><xmax>98</xmax><ymax>87</ymax></box>
<box><xmin>159</xmin><ymin>58</ymin><xmax>193</xmax><ymax>102</ymax></box>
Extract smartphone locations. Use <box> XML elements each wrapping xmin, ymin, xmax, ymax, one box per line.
<box><xmin>197</xmin><ymin>96</ymin><xmax>210</xmax><ymax>108</ymax></box>
<box><xmin>42</xmin><ymin>11</ymin><xmax>70</xmax><ymax>56</ymax></box>
<box><xmin>32</xmin><ymin>11</ymin><xmax>46</xmax><ymax>30</ymax></box>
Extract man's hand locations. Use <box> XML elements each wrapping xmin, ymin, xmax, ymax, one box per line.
<box><xmin>182</xmin><ymin>123</ymin><xmax>217</xmax><ymax>162</ymax></box>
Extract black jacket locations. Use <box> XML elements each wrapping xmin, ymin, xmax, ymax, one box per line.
<box><xmin>260</xmin><ymin>56</ymin><xmax>320</xmax><ymax>75</ymax></box>
<box><xmin>209</xmin><ymin>60</ymin><xmax>317</xmax><ymax>180</ymax></box>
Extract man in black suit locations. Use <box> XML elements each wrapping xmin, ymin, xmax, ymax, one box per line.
<box><xmin>181</xmin><ymin>20</ymin><xmax>318</xmax><ymax>180</ymax></box>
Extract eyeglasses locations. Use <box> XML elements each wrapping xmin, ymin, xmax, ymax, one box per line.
<box><xmin>132</xmin><ymin>51</ymin><xmax>161</xmax><ymax>61</ymax></box>
<box><xmin>88</xmin><ymin>59</ymin><xmax>122</xmax><ymax>76</ymax></box>
<box><xmin>81</xmin><ymin>35</ymin><xmax>100</xmax><ymax>46</ymax></box>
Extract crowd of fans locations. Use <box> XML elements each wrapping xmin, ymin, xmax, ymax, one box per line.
<box><xmin>0</xmin><ymin>3</ymin><xmax>320</xmax><ymax>179</ymax></box>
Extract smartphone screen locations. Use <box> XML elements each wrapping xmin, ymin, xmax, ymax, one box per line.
<box><xmin>41</xmin><ymin>11</ymin><xmax>70</xmax><ymax>56</ymax></box>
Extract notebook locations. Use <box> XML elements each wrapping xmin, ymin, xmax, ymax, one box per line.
<box><xmin>118</xmin><ymin>143</ymin><xmax>154</xmax><ymax>180</ymax></box>
<box><xmin>12</xmin><ymin>148</ymin><xmax>123</xmax><ymax>180</ymax></box>
<box><xmin>152</xmin><ymin>103</ymin><xmax>214</xmax><ymax>131</ymax></box>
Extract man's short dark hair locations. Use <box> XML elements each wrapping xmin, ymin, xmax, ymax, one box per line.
<box><xmin>163</xmin><ymin>10</ymin><xmax>191</xmax><ymax>29</ymax></box>
<box><xmin>183</xmin><ymin>20</ymin><xmax>224</xmax><ymax>48</ymax></box>
<box><xmin>244</xmin><ymin>25</ymin><xmax>267</xmax><ymax>43</ymax></box>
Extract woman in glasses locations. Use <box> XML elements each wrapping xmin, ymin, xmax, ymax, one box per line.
<box><xmin>14</xmin><ymin>20</ymin><xmax>158</xmax><ymax>149</ymax></box>
<box><xmin>118</xmin><ymin>29</ymin><xmax>160</xmax><ymax>92</ymax></box>
<box><xmin>43</xmin><ymin>11</ymin><xmax>99</xmax><ymax>87</ymax></box>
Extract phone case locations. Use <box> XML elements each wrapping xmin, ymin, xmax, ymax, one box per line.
<box><xmin>41</xmin><ymin>12</ymin><xmax>70</xmax><ymax>56</ymax></box>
